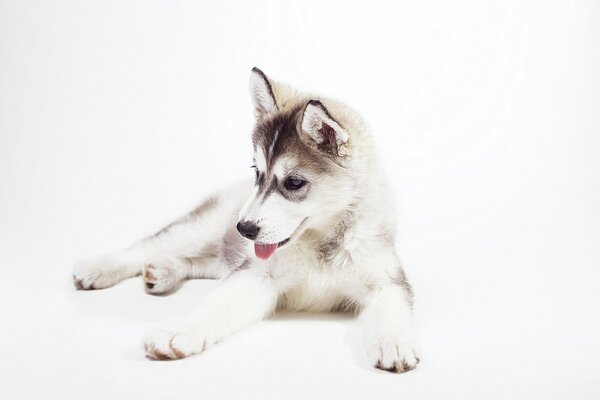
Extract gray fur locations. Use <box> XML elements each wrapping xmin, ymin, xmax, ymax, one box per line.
<box><xmin>392</xmin><ymin>264</ymin><xmax>414</xmax><ymax>307</ymax></box>
<box><xmin>151</xmin><ymin>196</ymin><xmax>218</xmax><ymax>238</ymax></box>
<box><xmin>317</xmin><ymin>208</ymin><xmax>355</xmax><ymax>263</ymax></box>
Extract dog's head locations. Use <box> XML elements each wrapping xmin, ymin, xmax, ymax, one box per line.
<box><xmin>237</xmin><ymin>68</ymin><xmax>366</xmax><ymax>260</ymax></box>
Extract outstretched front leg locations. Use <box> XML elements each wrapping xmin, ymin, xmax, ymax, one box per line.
<box><xmin>72</xmin><ymin>183</ymin><xmax>250</xmax><ymax>291</ymax></box>
<box><xmin>73</xmin><ymin>238</ymin><xmax>226</xmax><ymax>293</ymax></box>
<box><xmin>360</xmin><ymin>283</ymin><xmax>420</xmax><ymax>373</ymax></box>
<box><xmin>72</xmin><ymin>227</ymin><xmax>218</xmax><ymax>291</ymax></box>
<box><xmin>143</xmin><ymin>268</ymin><xmax>278</xmax><ymax>359</ymax></box>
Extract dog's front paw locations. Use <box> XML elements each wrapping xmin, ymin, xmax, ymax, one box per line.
<box><xmin>72</xmin><ymin>256</ymin><xmax>123</xmax><ymax>290</ymax></box>
<box><xmin>143</xmin><ymin>258</ymin><xmax>186</xmax><ymax>295</ymax></box>
<box><xmin>367</xmin><ymin>337</ymin><xmax>420</xmax><ymax>373</ymax></box>
<box><xmin>143</xmin><ymin>328</ymin><xmax>208</xmax><ymax>360</ymax></box>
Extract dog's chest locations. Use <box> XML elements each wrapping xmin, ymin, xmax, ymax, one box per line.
<box><xmin>269</xmin><ymin>248</ymin><xmax>368</xmax><ymax>312</ymax></box>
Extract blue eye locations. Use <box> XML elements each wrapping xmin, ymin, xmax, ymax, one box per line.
<box><xmin>284</xmin><ymin>177</ymin><xmax>306</xmax><ymax>191</ymax></box>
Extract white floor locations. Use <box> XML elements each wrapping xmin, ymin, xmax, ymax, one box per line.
<box><xmin>2</xmin><ymin>1</ymin><xmax>599</xmax><ymax>399</ymax></box>
<box><xmin>4</xmin><ymin>242</ymin><xmax>599</xmax><ymax>400</ymax></box>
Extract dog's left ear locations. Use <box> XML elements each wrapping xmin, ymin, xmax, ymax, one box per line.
<box><xmin>249</xmin><ymin>67</ymin><xmax>278</xmax><ymax>119</ymax></box>
<box><xmin>301</xmin><ymin>100</ymin><xmax>349</xmax><ymax>157</ymax></box>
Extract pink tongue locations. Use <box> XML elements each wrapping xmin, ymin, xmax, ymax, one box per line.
<box><xmin>254</xmin><ymin>243</ymin><xmax>278</xmax><ymax>260</ymax></box>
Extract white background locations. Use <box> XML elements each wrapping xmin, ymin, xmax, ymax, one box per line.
<box><xmin>1</xmin><ymin>1</ymin><xmax>599</xmax><ymax>399</ymax></box>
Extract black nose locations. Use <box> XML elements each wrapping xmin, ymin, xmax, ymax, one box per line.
<box><xmin>237</xmin><ymin>221</ymin><xmax>260</xmax><ymax>240</ymax></box>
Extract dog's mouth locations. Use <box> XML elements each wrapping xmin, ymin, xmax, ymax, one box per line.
<box><xmin>253</xmin><ymin>219</ymin><xmax>306</xmax><ymax>260</ymax></box>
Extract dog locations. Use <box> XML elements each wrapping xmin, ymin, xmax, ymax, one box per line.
<box><xmin>73</xmin><ymin>68</ymin><xmax>420</xmax><ymax>373</ymax></box>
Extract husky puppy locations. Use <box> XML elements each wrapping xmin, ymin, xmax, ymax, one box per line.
<box><xmin>73</xmin><ymin>68</ymin><xmax>419</xmax><ymax>373</ymax></box>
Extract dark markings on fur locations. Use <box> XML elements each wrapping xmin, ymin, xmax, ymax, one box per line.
<box><xmin>190</xmin><ymin>196</ymin><xmax>218</xmax><ymax>217</ymax></box>
<box><xmin>252</xmin><ymin>105</ymin><xmax>336</xmax><ymax>174</ymax></box>
<box><xmin>151</xmin><ymin>226</ymin><xmax>173</xmax><ymax>239</ymax></box>
<box><xmin>331</xmin><ymin>297</ymin><xmax>360</xmax><ymax>315</ymax></box>
<box><xmin>233</xmin><ymin>258</ymin><xmax>251</xmax><ymax>272</ymax></box>
<box><xmin>268</xmin><ymin>124</ymin><xmax>283</xmax><ymax>160</ymax></box>
<box><xmin>260</xmin><ymin>175</ymin><xmax>278</xmax><ymax>203</ymax></box>
<box><xmin>150</xmin><ymin>196</ymin><xmax>217</xmax><ymax>238</ymax></box>
<box><xmin>257</xmin><ymin>172</ymin><xmax>265</xmax><ymax>192</ymax></box>
<box><xmin>255</xmin><ymin>105</ymin><xmax>303</xmax><ymax>170</ymax></box>
<box><xmin>318</xmin><ymin>208</ymin><xmax>355</xmax><ymax>263</ymax></box>
<box><xmin>392</xmin><ymin>265</ymin><xmax>414</xmax><ymax>307</ymax></box>
<box><xmin>275</xmin><ymin>294</ymin><xmax>288</xmax><ymax>311</ymax></box>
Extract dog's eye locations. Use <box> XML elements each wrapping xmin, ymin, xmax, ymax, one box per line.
<box><xmin>284</xmin><ymin>177</ymin><xmax>306</xmax><ymax>191</ymax></box>
<box><xmin>251</xmin><ymin>165</ymin><xmax>259</xmax><ymax>182</ymax></box>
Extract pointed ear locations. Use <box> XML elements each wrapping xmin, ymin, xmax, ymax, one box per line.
<box><xmin>249</xmin><ymin>67</ymin><xmax>278</xmax><ymax>119</ymax></box>
<box><xmin>301</xmin><ymin>100</ymin><xmax>350</xmax><ymax>157</ymax></box>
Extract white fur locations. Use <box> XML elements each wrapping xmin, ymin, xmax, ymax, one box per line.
<box><xmin>249</xmin><ymin>68</ymin><xmax>277</xmax><ymax>119</ymax></box>
<box><xmin>73</xmin><ymin>69</ymin><xmax>419</xmax><ymax>373</ymax></box>
<box><xmin>143</xmin><ymin>269</ymin><xmax>278</xmax><ymax>359</ymax></box>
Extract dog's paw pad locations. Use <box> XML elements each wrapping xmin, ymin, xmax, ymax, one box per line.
<box><xmin>143</xmin><ymin>261</ymin><xmax>183</xmax><ymax>295</ymax></box>
<box><xmin>368</xmin><ymin>337</ymin><xmax>420</xmax><ymax>373</ymax></box>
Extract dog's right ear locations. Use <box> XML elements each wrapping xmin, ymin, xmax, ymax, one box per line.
<box><xmin>249</xmin><ymin>67</ymin><xmax>278</xmax><ymax>120</ymax></box>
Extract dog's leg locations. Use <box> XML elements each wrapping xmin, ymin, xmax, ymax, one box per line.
<box><xmin>72</xmin><ymin>220</ymin><xmax>213</xmax><ymax>291</ymax></box>
<box><xmin>73</xmin><ymin>183</ymin><xmax>250</xmax><ymax>290</ymax></box>
<box><xmin>143</xmin><ymin>268</ymin><xmax>277</xmax><ymax>360</ymax></box>
<box><xmin>72</xmin><ymin>216</ymin><xmax>225</xmax><ymax>291</ymax></box>
<box><xmin>360</xmin><ymin>284</ymin><xmax>420</xmax><ymax>373</ymax></box>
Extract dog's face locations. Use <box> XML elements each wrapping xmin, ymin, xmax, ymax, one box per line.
<box><xmin>237</xmin><ymin>68</ymin><xmax>354</xmax><ymax>260</ymax></box>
